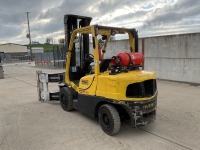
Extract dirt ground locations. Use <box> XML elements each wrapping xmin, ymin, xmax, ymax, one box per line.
<box><xmin>0</xmin><ymin>62</ymin><xmax>200</xmax><ymax>150</ymax></box>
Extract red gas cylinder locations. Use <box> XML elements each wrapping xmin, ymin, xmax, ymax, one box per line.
<box><xmin>111</xmin><ymin>52</ymin><xmax>144</xmax><ymax>66</ymax></box>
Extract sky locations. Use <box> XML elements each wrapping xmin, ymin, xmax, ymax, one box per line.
<box><xmin>0</xmin><ymin>0</ymin><xmax>200</xmax><ymax>44</ymax></box>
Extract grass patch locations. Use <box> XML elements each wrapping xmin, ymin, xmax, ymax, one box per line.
<box><xmin>26</xmin><ymin>44</ymin><xmax>59</xmax><ymax>52</ymax></box>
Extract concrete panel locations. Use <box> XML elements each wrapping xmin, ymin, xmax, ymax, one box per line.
<box><xmin>144</xmin><ymin>33</ymin><xmax>200</xmax><ymax>83</ymax></box>
<box><xmin>103</xmin><ymin>40</ymin><xmax>129</xmax><ymax>58</ymax></box>
<box><xmin>144</xmin><ymin>33</ymin><xmax>200</xmax><ymax>59</ymax></box>
<box><xmin>89</xmin><ymin>39</ymin><xmax>142</xmax><ymax>58</ymax></box>
<box><xmin>145</xmin><ymin>58</ymin><xmax>200</xmax><ymax>83</ymax></box>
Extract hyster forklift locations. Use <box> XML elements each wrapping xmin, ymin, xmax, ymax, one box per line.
<box><xmin>37</xmin><ymin>14</ymin><xmax>157</xmax><ymax>135</ymax></box>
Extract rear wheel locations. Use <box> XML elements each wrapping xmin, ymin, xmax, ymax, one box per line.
<box><xmin>98</xmin><ymin>104</ymin><xmax>121</xmax><ymax>135</ymax></box>
<box><xmin>59</xmin><ymin>87</ymin><xmax>73</xmax><ymax>111</ymax></box>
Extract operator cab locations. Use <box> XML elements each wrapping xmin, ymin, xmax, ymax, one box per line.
<box><xmin>64</xmin><ymin>15</ymin><xmax>140</xmax><ymax>89</ymax></box>
<box><xmin>64</xmin><ymin>15</ymin><xmax>113</xmax><ymax>84</ymax></box>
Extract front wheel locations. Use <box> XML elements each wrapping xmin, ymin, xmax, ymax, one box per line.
<box><xmin>98</xmin><ymin>104</ymin><xmax>121</xmax><ymax>135</ymax></box>
<box><xmin>59</xmin><ymin>87</ymin><xmax>73</xmax><ymax>111</ymax></box>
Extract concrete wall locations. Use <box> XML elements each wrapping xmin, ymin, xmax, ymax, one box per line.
<box><xmin>144</xmin><ymin>33</ymin><xmax>200</xmax><ymax>84</ymax></box>
<box><xmin>89</xmin><ymin>39</ymin><xmax>143</xmax><ymax>58</ymax></box>
<box><xmin>89</xmin><ymin>33</ymin><xmax>200</xmax><ymax>84</ymax></box>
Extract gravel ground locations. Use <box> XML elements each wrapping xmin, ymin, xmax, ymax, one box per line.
<box><xmin>0</xmin><ymin>62</ymin><xmax>200</xmax><ymax>150</ymax></box>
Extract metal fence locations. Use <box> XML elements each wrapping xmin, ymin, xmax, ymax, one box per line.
<box><xmin>0</xmin><ymin>45</ymin><xmax>67</xmax><ymax>68</ymax></box>
<box><xmin>0</xmin><ymin>52</ymin><xmax>31</xmax><ymax>63</ymax></box>
<box><xmin>34</xmin><ymin>45</ymin><xmax>66</xmax><ymax>68</ymax></box>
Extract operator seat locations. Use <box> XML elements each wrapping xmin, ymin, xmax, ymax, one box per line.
<box><xmin>100</xmin><ymin>59</ymin><xmax>111</xmax><ymax>72</ymax></box>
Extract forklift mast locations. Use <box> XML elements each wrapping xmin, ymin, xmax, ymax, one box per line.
<box><xmin>64</xmin><ymin>14</ymin><xmax>92</xmax><ymax>68</ymax></box>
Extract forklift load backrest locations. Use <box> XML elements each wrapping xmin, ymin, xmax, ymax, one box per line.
<box><xmin>64</xmin><ymin>14</ymin><xmax>92</xmax><ymax>81</ymax></box>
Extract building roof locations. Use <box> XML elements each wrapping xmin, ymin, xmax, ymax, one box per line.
<box><xmin>0</xmin><ymin>43</ymin><xmax>28</xmax><ymax>53</ymax></box>
<box><xmin>0</xmin><ymin>43</ymin><xmax>27</xmax><ymax>46</ymax></box>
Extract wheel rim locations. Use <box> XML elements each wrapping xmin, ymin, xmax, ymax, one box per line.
<box><xmin>102</xmin><ymin>113</ymin><xmax>110</xmax><ymax>127</ymax></box>
<box><xmin>61</xmin><ymin>95</ymin><xmax>68</xmax><ymax>106</ymax></box>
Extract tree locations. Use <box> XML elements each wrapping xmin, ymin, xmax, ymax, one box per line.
<box><xmin>46</xmin><ymin>38</ymin><xmax>51</xmax><ymax>44</ymax></box>
<box><xmin>58</xmin><ymin>38</ymin><xmax>65</xmax><ymax>44</ymax></box>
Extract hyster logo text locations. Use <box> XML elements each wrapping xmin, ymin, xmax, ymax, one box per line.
<box><xmin>143</xmin><ymin>103</ymin><xmax>154</xmax><ymax>109</ymax></box>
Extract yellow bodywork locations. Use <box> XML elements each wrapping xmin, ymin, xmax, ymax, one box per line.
<box><xmin>65</xmin><ymin>25</ymin><xmax>157</xmax><ymax>101</ymax></box>
<box><xmin>79</xmin><ymin>70</ymin><xmax>157</xmax><ymax>101</ymax></box>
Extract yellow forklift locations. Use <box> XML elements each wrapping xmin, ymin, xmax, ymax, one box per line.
<box><xmin>37</xmin><ymin>14</ymin><xmax>157</xmax><ymax>135</ymax></box>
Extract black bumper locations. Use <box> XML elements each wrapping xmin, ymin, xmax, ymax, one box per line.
<box><xmin>123</xmin><ymin>96</ymin><xmax>157</xmax><ymax>127</ymax></box>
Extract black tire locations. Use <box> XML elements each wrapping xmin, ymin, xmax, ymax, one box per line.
<box><xmin>98</xmin><ymin>104</ymin><xmax>121</xmax><ymax>135</ymax></box>
<box><xmin>59</xmin><ymin>87</ymin><xmax>73</xmax><ymax>111</ymax></box>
